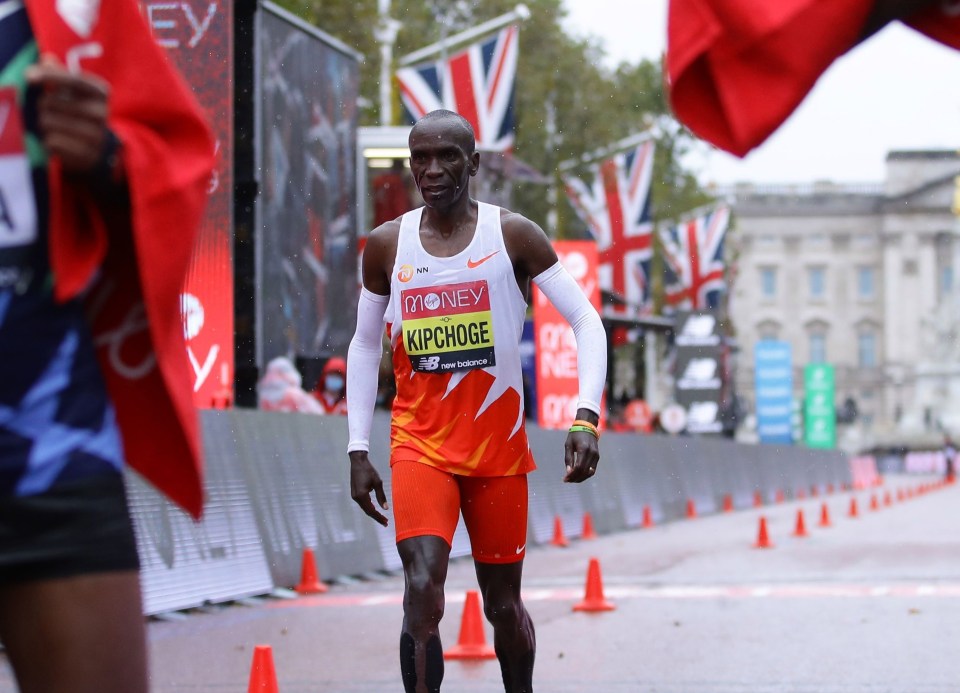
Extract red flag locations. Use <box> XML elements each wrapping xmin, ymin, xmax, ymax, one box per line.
<box><xmin>27</xmin><ymin>0</ymin><xmax>215</xmax><ymax>518</ymax></box>
<box><xmin>666</xmin><ymin>0</ymin><xmax>960</xmax><ymax>157</ymax></box>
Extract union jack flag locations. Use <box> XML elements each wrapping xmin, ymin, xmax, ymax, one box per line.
<box><xmin>660</xmin><ymin>207</ymin><xmax>731</xmax><ymax>311</ymax></box>
<box><xmin>563</xmin><ymin>140</ymin><xmax>656</xmax><ymax>314</ymax></box>
<box><xmin>396</xmin><ymin>25</ymin><xmax>519</xmax><ymax>152</ymax></box>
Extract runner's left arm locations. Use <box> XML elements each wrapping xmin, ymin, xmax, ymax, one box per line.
<box><xmin>507</xmin><ymin>213</ymin><xmax>606</xmax><ymax>483</ymax></box>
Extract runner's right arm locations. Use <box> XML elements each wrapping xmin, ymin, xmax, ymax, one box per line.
<box><xmin>347</xmin><ymin>225</ymin><xmax>397</xmax><ymax>526</ymax></box>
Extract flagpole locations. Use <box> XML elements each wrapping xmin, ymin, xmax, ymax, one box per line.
<box><xmin>397</xmin><ymin>4</ymin><xmax>531</xmax><ymax>66</ymax></box>
<box><xmin>374</xmin><ymin>0</ymin><xmax>402</xmax><ymax>126</ymax></box>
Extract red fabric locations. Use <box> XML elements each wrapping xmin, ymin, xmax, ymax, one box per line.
<box><xmin>666</xmin><ymin>0</ymin><xmax>872</xmax><ymax>157</ymax></box>
<box><xmin>26</xmin><ymin>0</ymin><xmax>214</xmax><ymax>518</ymax></box>
<box><xmin>905</xmin><ymin>5</ymin><xmax>960</xmax><ymax>50</ymax></box>
<box><xmin>667</xmin><ymin>0</ymin><xmax>960</xmax><ymax>157</ymax></box>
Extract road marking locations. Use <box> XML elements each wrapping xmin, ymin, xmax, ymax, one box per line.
<box><xmin>267</xmin><ymin>582</ymin><xmax>960</xmax><ymax>609</ymax></box>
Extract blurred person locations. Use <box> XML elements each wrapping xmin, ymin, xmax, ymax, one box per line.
<box><xmin>313</xmin><ymin>356</ymin><xmax>348</xmax><ymax>415</ymax></box>
<box><xmin>347</xmin><ymin>110</ymin><xmax>607</xmax><ymax>693</ymax></box>
<box><xmin>258</xmin><ymin>356</ymin><xmax>325</xmax><ymax>415</ymax></box>
<box><xmin>944</xmin><ymin>435</ymin><xmax>956</xmax><ymax>483</ymax></box>
<box><xmin>0</xmin><ymin>1</ymin><xmax>213</xmax><ymax>692</ymax></box>
<box><xmin>372</xmin><ymin>159</ymin><xmax>414</xmax><ymax>227</ymax></box>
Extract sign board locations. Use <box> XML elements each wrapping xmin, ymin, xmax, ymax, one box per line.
<box><xmin>533</xmin><ymin>242</ymin><xmax>602</xmax><ymax>429</ymax></box>
<box><xmin>754</xmin><ymin>340</ymin><xmax>793</xmax><ymax>444</ymax></box>
<box><xmin>804</xmin><ymin>363</ymin><xmax>836</xmax><ymax>448</ymax></box>
<box><xmin>145</xmin><ymin>0</ymin><xmax>235</xmax><ymax>406</ymax></box>
<box><xmin>673</xmin><ymin>311</ymin><xmax>724</xmax><ymax>434</ymax></box>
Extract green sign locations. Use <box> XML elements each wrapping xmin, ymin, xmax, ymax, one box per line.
<box><xmin>804</xmin><ymin>364</ymin><xmax>836</xmax><ymax>448</ymax></box>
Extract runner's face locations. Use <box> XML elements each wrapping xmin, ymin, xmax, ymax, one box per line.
<box><xmin>408</xmin><ymin>122</ymin><xmax>478</xmax><ymax>209</ymax></box>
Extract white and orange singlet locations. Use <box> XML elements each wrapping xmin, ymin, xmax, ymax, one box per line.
<box><xmin>385</xmin><ymin>202</ymin><xmax>534</xmax><ymax>477</ymax></box>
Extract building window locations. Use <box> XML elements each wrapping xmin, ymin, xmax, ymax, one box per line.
<box><xmin>757</xmin><ymin>321</ymin><xmax>780</xmax><ymax>341</ymax></box>
<box><xmin>760</xmin><ymin>267</ymin><xmax>777</xmax><ymax>299</ymax></box>
<box><xmin>857</xmin><ymin>266</ymin><xmax>875</xmax><ymax>300</ymax></box>
<box><xmin>809</xmin><ymin>333</ymin><xmax>826</xmax><ymax>363</ymax></box>
<box><xmin>808</xmin><ymin>267</ymin><xmax>826</xmax><ymax>300</ymax></box>
<box><xmin>858</xmin><ymin>331</ymin><xmax>877</xmax><ymax>368</ymax></box>
<box><xmin>942</xmin><ymin>266</ymin><xmax>954</xmax><ymax>297</ymax></box>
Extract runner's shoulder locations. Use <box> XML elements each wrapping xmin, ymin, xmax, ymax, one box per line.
<box><xmin>365</xmin><ymin>219</ymin><xmax>402</xmax><ymax>255</ymax></box>
<box><xmin>498</xmin><ymin>207</ymin><xmax>551</xmax><ymax>250</ymax></box>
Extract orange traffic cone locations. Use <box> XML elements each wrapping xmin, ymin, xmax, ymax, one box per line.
<box><xmin>818</xmin><ymin>502</ymin><xmax>832</xmax><ymax>528</ymax></box>
<box><xmin>753</xmin><ymin>490</ymin><xmax>763</xmax><ymax>507</ymax></box>
<box><xmin>722</xmin><ymin>494</ymin><xmax>734</xmax><ymax>513</ymax></box>
<box><xmin>641</xmin><ymin>505</ymin><xmax>655</xmax><ymax>529</ymax></box>
<box><xmin>444</xmin><ymin>591</ymin><xmax>496</xmax><ymax>660</ymax></box>
<box><xmin>686</xmin><ymin>498</ymin><xmax>697</xmax><ymax>519</ymax></box>
<box><xmin>897</xmin><ymin>488</ymin><xmax>905</xmax><ymax>502</ymax></box>
<box><xmin>550</xmin><ymin>516</ymin><xmax>569</xmax><ymax>547</ymax></box>
<box><xmin>792</xmin><ymin>509</ymin><xmax>809</xmax><ymax>538</ymax></box>
<box><xmin>295</xmin><ymin>548</ymin><xmax>327</xmax><ymax>594</ymax></box>
<box><xmin>247</xmin><ymin>645</ymin><xmax>279</xmax><ymax>693</ymax></box>
<box><xmin>884</xmin><ymin>491</ymin><xmax>892</xmax><ymax>507</ymax></box>
<box><xmin>869</xmin><ymin>495</ymin><xmax>880</xmax><ymax>512</ymax></box>
<box><xmin>754</xmin><ymin>516</ymin><xmax>774</xmax><ymax>549</ymax></box>
<box><xmin>827</xmin><ymin>483</ymin><xmax>835</xmax><ymax>494</ymax></box>
<box><xmin>811</xmin><ymin>485</ymin><xmax>819</xmax><ymax>497</ymax></box>
<box><xmin>848</xmin><ymin>497</ymin><xmax>859</xmax><ymax>518</ymax></box>
<box><xmin>775</xmin><ymin>489</ymin><xmax>785</xmax><ymax>504</ymax></box>
<box><xmin>581</xmin><ymin>512</ymin><xmax>598</xmax><ymax>540</ymax></box>
<box><xmin>573</xmin><ymin>558</ymin><xmax>616</xmax><ymax>612</ymax></box>
<box><xmin>797</xmin><ymin>488</ymin><xmax>807</xmax><ymax>500</ymax></box>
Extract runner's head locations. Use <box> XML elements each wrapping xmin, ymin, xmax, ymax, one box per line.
<box><xmin>408</xmin><ymin>110</ymin><xmax>479</xmax><ymax>210</ymax></box>
<box><xmin>410</xmin><ymin>109</ymin><xmax>476</xmax><ymax>154</ymax></box>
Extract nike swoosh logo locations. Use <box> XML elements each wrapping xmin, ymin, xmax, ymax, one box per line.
<box><xmin>515</xmin><ymin>544</ymin><xmax>525</xmax><ymax>554</ymax></box>
<box><xmin>467</xmin><ymin>251</ymin><xmax>500</xmax><ymax>269</ymax></box>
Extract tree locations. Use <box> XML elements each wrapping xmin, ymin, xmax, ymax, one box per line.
<box><xmin>273</xmin><ymin>0</ymin><xmax>715</xmax><ymax>232</ymax></box>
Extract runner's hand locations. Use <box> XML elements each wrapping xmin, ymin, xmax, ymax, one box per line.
<box><xmin>350</xmin><ymin>452</ymin><xmax>389</xmax><ymax>526</ymax></box>
<box><xmin>26</xmin><ymin>55</ymin><xmax>111</xmax><ymax>174</ymax></box>
<box><xmin>564</xmin><ymin>430</ymin><xmax>599</xmax><ymax>483</ymax></box>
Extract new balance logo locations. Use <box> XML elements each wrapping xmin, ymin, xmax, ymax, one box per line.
<box><xmin>418</xmin><ymin>356</ymin><xmax>440</xmax><ymax>371</ymax></box>
<box><xmin>677</xmin><ymin>358</ymin><xmax>720</xmax><ymax>390</ymax></box>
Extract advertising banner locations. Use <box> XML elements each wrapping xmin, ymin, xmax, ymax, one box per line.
<box><xmin>754</xmin><ymin>340</ymin><xmax>793</xmax><ymax>444</ymax></box>
<box><xmin>143</xmin><ymin>0</ymin><xmax>235</xmax><ymax>407</ymax></box>
<box><xmin>673</xmin><ymin>311</ymin><xmax>724</xmax><ymax>434</ymax></box>
<box><xmin>258</xmin><ymin>5</ymin><xmax>361</xmax><ymax>365</ymax></box>
<box><xmin>804</xmin><ymin>363</ymin><xmax>836</xmax><ymax>448</ymax></box>
<box><xmin>533</xmin><ymin>242</ymin><xmax>601</xmax><ymax>429</ymax></box>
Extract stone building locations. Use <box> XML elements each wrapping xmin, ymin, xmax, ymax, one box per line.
<box><xmin>725</xmin><ymin>150</ymin><xmax>960</xmax><ymax>451</ymax></box>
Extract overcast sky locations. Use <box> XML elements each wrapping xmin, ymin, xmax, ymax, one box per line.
<box><xmin>561</xmin><ymin>0</ymin><xmax>960</xmax><ymax>186</ymax></box>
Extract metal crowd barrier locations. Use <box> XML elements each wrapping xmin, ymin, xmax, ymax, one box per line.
<box><xmin>129</xmin><ymin>409</ymin><xmax>850</xmax><ymax>615</ymax></box>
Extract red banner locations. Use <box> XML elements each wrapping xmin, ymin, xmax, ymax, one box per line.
<box><xmin>533</xmin><ymin>241</ymin><xmax>602</xmax><ymax>430</ymax></box>
<box><xmin>142</xmin><ymin>0</ymin><xmax>235</xmax><ymax>407</ymax></box>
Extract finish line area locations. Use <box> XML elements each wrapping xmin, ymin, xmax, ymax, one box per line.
<box><xmin>2</xmin><ymin>475</ymin><xmax>956</xmax><ymax>693</ymax></box>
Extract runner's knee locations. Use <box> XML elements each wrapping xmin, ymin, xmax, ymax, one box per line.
<box><xmin>404</xmin><ymin>569</ymin><xmax>445</xmax><ymax>624</ymax></box>
<box><xmin>482</xmin><ymin>592</ymin><xmax>523</xmax><ymax>628</ymax></box>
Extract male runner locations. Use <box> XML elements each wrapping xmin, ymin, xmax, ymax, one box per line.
<box><xmin>347</xmin><ymin>109</ymin><xmax>607</xmax><ymax>693</ymax></box>
<box><xmin>0</xmin><ymin>2</ymin><xmax>212</xmax><ymax>691</ymax></box>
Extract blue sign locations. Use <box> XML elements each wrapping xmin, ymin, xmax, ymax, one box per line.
<box><xmin>754</xmin><ymin>341</ymin><xmax>794</xmax><ymax>444</ymax></box>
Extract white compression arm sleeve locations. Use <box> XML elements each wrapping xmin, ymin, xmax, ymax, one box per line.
<box><xmin>346</xmin><ymin>288</ymin><xmax>389</xmax><ymax>453</ymax></box>
<box><xmin>532</xmin><ymin>261</ymin><xmax>607</xmax><ymax>416</ymax></box>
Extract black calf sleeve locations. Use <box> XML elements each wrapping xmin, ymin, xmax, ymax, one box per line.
<box><xmin>400</xmin><ymin>632</ymin><xmax>417</xmax><ymax>693</ymax></box>
<box><xmin>401</xmin><ymin>633</ymin><xmax>444</xmax><ymax>692</ymax></box>
<box><xmin>425</xmin><ymin>635</ymin><xmax>444</xmax><ymax>692</ymax></box>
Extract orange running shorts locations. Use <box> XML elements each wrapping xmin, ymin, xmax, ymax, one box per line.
<box><xmin>391</xmin><ymin>460</ymin><xmax>528</xmax><ymax>564</ymax></box>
